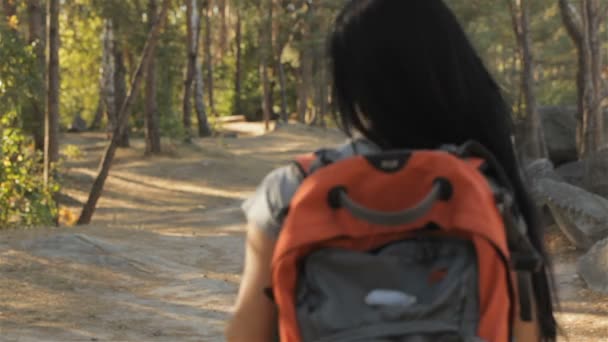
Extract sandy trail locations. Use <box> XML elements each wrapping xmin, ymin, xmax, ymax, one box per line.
<box><xmin>0</xmin><ymin>123</ymin><xmax>606</xmax><ymax>341</ymax></box>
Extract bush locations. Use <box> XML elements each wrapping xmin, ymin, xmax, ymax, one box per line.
<box><xmin>0</xmin><ymin>113</ymin><xmax>59</xmax><ymax>228</ymax></box>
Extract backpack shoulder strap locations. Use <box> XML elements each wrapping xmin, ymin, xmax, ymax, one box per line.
<box><xmin>293</xmin><ymin>148</ymin><xmax>342</xmax><ymax>178</ymax></box>
<box><xmin>293</xmin><ymin>153</ymin><xmax>317</xmax><ymax>177</ymax></box>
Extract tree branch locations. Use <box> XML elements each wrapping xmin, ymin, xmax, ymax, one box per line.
<box><xmin>506</xmin><ymin>0</ymin><xmax>524</xmax><ymax>45</ymax></box>
<box><xmin>558</xmin><ymin>0</ymin><xmax>584</xmax><ymax>45</ymax></box>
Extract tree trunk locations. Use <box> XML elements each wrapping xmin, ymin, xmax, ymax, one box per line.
<box><xmin>27</xmin><ymin>0</ymin><xmax>45</xmax><ymax>151</ymax></box>
<box><xmin>194</xmin><ymin>1</ymin><xmax>211</xmax><ymax>137</ymax></box>
<box><xmin>587</xmin><ymin>0</ymin><xmax>603</xmax><ymax>150</ymax></box>
<box><xmin>204</xmin><ymin>0</ymin><xmax>215</xmax><ymax>115</ymax></box>
<box><xmin>102</xmin><ymin>20</ymin><xmax>116</xmax><ymax>138</ymax></box>
<box><xmin>90</xmin><ymin>99</ymin><xmax>104</xmax><ymax>130</ymax></box>
<box><xmin>78</xmin><ymin>0</ymin><xmax>170</xmax><ymax>225</ymax></box>
<box><xmin>145</xmin><ymin>0</ymin><xmax>161</xmax><ymax>154</ymax></box>
<box><xmin>233</xmin><ymin>8</ymin><xmax>242</xmax><ymax>115</ymax></box>
<box><xmin>183</xmin><ymin>0</ymin><xmax>197</xmax><ymax>142</ymax></box>
<box><xmin>44</xmin><ymin>0</ymin><xmax>60</xmax><ymax>187</ymax></box>
<box><xmin>218</xmin><ymin>0</ymin><xmax>227</xmax><ymax>59</ymax></box>
<box><xmin>277</xmin><ymin>60</ymin><xmax>288</xmax><ymax>124</ymax></box>
<box><xmin>508</xmin><ymin>0</ymin><xmax>547</xmax><ymax>162</ymax></box>
<box><xmin>559</xmin><ymin>0</ymin><xmax>605</xmax><ymax>158</ymax></box>
<box><xmin>260</xmin><ymin>0</ymin><xmax>273</xmax><ymax>131</ymax></box>
<box><xmin>298</xmin><ymin>3</ymin><xmax>314</xmax><ymax>124</ymax></box>
<box><xmin>113</xmin><ymin>36</ymin><xmax>130</xmax><ymax>148</ymax></box>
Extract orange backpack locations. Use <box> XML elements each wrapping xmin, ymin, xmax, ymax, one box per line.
<box><xmin>269</xmin><ymin>141</ymin><xmax>541</xmax><ymax>342</ymax></box>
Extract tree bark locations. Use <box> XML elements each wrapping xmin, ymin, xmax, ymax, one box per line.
<box><xmin>183</xmin><ymin>0</ymin><xmax>197</xmax><ymax>142</ymax></box>
<box><xmin>204</xmin><ymin>0</ymin><xmax>215</xmax><ymax>115</ymax></box>
<box><xmin>90</xmin><ymin>99</ymin><xmax>104</xmax><ymax>130</ymax></box>
<box><xmin>277</xmin><ymin>61</ymin><xmax>288</xmax><ymax>124</ymax></box>
<box><xmin>233</xmin><ymin>8</ymin><xmax>242</xmax><ymax>115</ymax></box>
<box><xmin>260</xmin><ymin>0</ymin><xmax>274</xmax><ymax>131</ymax></box>
<box><xmin>559</xmin><ymin>0</ymin><xmax>605</xmax><ymax>158</ymax></box>
<box><xmin>194</xmin><ymin>1</ymin><xmax>211</xmax><ymax>137</ymax></box>
<box><xmin>102</xmin><ymin>20</ymin><xmax>116</xmax><ymax>138</ymax></box>
<box><xmin>218</xmin><ymin>0</ymin><xmax>228</xmax><ymax>59</ymax></box>
<box><xmin>113</xmin><ymin>34</ymin><xmax>130</xmax><ymax>148</ymax></box>
<box><xmin>508</xmin><ymin>0</ymin><xmax>547</xmax><ymax>162</ymax></box>
<box><xmin>145</xmin><ymin>0</ymin><xmax>161</xmax><ymax>154</ymax></box>
<box><xmin>44</xmin><ymin>0</ymin><xmax>60</xmax><ymax>187</ymax></box>
<box><xmin>27</xmin><ymin>0</ymin><xmax>45</xmax><ymax>151</ymax></box>
<box><xmin>78</xmin><ymin>0</ymin><xmax>170</xmax><ymax>225</ymax></box>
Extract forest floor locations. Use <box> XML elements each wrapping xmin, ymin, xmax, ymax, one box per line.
<box><xmin>0</xmin><ymin>122</ymin><xmax>607</xmax><ymax>341</ymax></box>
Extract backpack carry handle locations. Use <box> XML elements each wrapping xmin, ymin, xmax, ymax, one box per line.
<box><xmin>328</xmin><ymin>178</ymin><xmax>453</xmax><ymax>226</ymax></box>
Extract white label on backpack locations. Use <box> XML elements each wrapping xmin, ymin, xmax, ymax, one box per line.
<box><xmin>364</xmin><ymin>289</ymin><xmax>418</xmax><ymax>307</ymax></box>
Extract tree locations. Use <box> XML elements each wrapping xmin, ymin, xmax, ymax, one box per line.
<box><xmin>508</xmin><ymin>0</ymin><xmax>547</xmax><ymax>162</ymax></box>
<box><xmin>78</xmin><ymin>0</ymin><xmax>170</xmax><ymax>225</ymax></box>
<box><xmin>44</xmin><ymin>0</ymin><xmax>60</xmax><ymax>187</ymax></box>
<box><xmin>27</xmin><ymin>0</ymin><xmax>45</xmax><ymax>151</ymax></box>
<box><xmin>259</xmin><ymin>0</ymin><xmax>273</xmax><ymax>131</ymax></box>
<box><xmin>183</xmin><ymin>0</ymin><xmax>200</xmax><ymax>142</ymax></box>
<box><xmin>233</xmin><ymin>7</ymin><xmax>242</xmax><ymax>115</ymax></box>
<box><xmin>145</xmin><ymin>0</ymin><xmax>161</xmax><ymax>154</ymax></box>
<box><xmin>559</xmin><ymin>0</ymin><xmax>608</xmax><ymax>158</ymax></box>
<box><xmin>113</xmin><ymin>23</ymin><xmax>130</xmax><ymax>148</ymax></box>
<box><xmin>194</xmin><ymin>0</ymin><xmax>211</xmax><ymax>137</ymax></box>
<box><xmin>203</xmin><ymin>0</ymin><xmax>215</xmax><ymax>116</ymax></box>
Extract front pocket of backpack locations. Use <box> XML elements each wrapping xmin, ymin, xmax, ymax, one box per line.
<box><xmin>295</xmin><ymin>238</ymin><xmax>481</xmax><ymax>342</ymax></box>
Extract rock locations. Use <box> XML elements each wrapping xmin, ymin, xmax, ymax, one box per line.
<box><xmin>538</xmin><ymin>106</ymin><xmax>578</xmax><ymax>165</ymax></box>
<box><xmin>68</xmin><ymin>115</ymin><xmax>88</xmax><ymax>133</ymax></box>
<box><xmin>524</xmin><ymin>159</ymin><xmax>562</xmax><ymax>210</ymax></box>
<box><xmin>554</xmin><ymin>151</ymin><xmax>608</xmax><ymax>198</ymax></box>
<box><xmin>556</xmin><ymin>160</ymin><xmax>584</xmax><ymax>188</ymax></box>
<box><xmin>582</xmin><ymin>150</ymin><xmax>608</xmax><ymax>198</ymax></box>
<box><xmin>524</xmin><ymin>158</ymin><xmax>562</xmax><ymax>182</ymax></box>
<box><xmin>578</xmin><ymin>237</ymin><xmax>608</xmax><ymax>294</ymax></box>
<box><xmin>536</xmin><ymin>178</ymin><xmax>608</xmax><ymax>250</ymax></box>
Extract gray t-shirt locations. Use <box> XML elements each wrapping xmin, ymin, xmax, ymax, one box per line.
<box><xmin>241</xmin><ymin>139</ymin><xmax>381</xmax><ymax>239</ymax></box>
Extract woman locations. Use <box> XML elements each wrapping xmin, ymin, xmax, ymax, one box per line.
<box><xmin>225</xmin><ymin>0</ymin><xmax>558</xmax><ymax>341</ymax></box>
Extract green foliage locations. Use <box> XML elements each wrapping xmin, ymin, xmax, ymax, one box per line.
<box><xmin>0</xmin><ymin>113</ymin><xmax>59</xmax><ymax>228</ymax></box>
<box><xmin>0</xmin><ymin>20</ymin><xmax>42</xmax><ymax>129</ymax></box>
<box><xmin>59</xmin><ymin>5</ymin><xmax>103</xmax><ymax>127</ymax></box>
<box><xmin>61</xmin><ymin>144</ymin><xmax>85</xmax><ymax>160</ymax></box>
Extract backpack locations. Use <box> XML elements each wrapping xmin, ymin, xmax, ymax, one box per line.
<box><xmin>268</xmin><ymin>141</ymin><xmax>542</xmax><ymax>342</ymax></box>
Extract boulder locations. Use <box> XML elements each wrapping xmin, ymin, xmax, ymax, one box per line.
<box><xmin>524</xmin><ymin>159</ymin><xmax>563</xmax><ymax>209</ymax></box>
<box><xmin>554</xmin><ymin>150</ymin><xmax>608</xmax><ymax>198</ymax></box>
<box><xmin>582</xmin><ymin>149</ymin><xmax>608</xmax><ymax>198</ymax></box>
<box><xmin>536</xmin><ymin>178</ymin><xmax>608</xmax><ymax>250</ymax></box>
<box><xmin>538</xmin><ymin>106</ymin><xmax>578</xmax><ymax>166</ymax></box>
<box><xmin>555</xmin><ymin>160</ymin><xmax>584</xmax><ymax>188</ymax></box>
<box><xmin>578</xmin><ymin>237</ymin><xmax>608</xmax><ymax>294</ymax></box>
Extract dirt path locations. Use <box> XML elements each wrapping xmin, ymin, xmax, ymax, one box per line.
<box><xmin>1</xmin><ymin>123</ymin><xmax>607</xmax><ymax>341</ymax></box>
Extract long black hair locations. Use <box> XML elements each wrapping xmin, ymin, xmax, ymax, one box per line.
<box><xmin>328</xmin><ymin>0</ymin><xmax>557</xmax><ymax>340</ymax></box>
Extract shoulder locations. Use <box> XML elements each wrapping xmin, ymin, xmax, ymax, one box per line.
<box><xmin>241</xmin><ymin>163</ymin><xmax>304</xmax><ymax>238</ymax></box>
<box><xmin>241</xmin><ymin>138</ymin><xmax>381</xmax><ymax>238</ymax></box>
